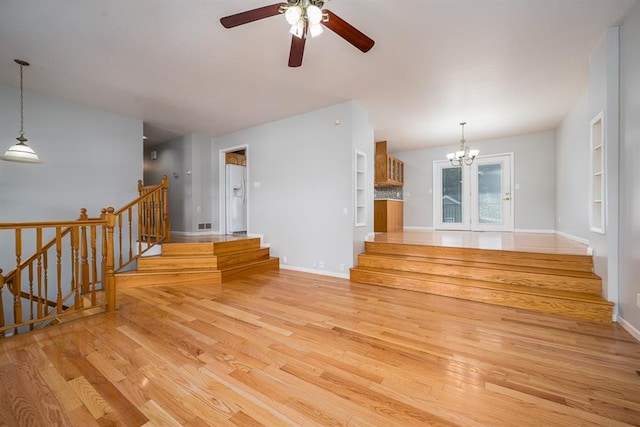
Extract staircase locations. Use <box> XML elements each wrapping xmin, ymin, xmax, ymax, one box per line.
<box><xmin>115</xmin><ymin>237</ymin><xmax>279</xmax><ymax>290</ymax></box>
<box><xmin>350</xmin><ymin>241</ymin><xmax>613</xmax><ymax>323</ymax></box>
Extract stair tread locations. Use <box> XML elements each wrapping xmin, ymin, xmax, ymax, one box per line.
<box><xmin>351</xmin><ymin>266</ymin><xmax>612</xmax><ymax>304</ymax></box>
<box><xmin>359</xmin><ymin>253</ymin><xmax>599</xmax><ymax>279</ymax></box>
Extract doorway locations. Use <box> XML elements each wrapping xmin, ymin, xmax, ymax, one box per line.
<box><xmin>433</xmin><ymin>153</ymin><xmax>514</xmax><ymax>231</ymax></box>
<box><xmin>219</xmin><ymin>146</ymin><xmax>248</xmax><ymax>235</ymax></box>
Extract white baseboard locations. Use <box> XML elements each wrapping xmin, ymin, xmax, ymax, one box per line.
<box><xmin>514</xmin><ymin>228</ymin><xmax>555</xmax><ymax>234</ymax></box>
<box><xmin>170</xmin><ymin>230</ymin><xmax>223</xmax><ymax>237</ymax></box>
<box><xmin>280</xmin><ymin>264</ymin><xmax>349</xmax><ymax>280</ymax></box>
<box><xmin>403</xmin><ymin>226</ymin><xmax>434</xmax><ymax>231</ymax></box>
<box><xmin>617</xmin><ymin>316</ymin><xmax>640</xmax><ymax>342</ymax></box>
<box><xmin>555</xmin><ymin>230</ymin><xmax>590</xmax><ymax>246</ymax></box>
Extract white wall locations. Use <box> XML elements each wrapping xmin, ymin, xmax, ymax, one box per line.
<box><xmin>588</xmin><ymin>28</ymin><xmax>620</xmax><ymax>304</ymax></box>
<box><xmin>555</xmin><ymin>92</ymin><xmax>590</xmax><ymax>241</ymax></box>
<box><xmin>213</xmin><ymin>101</ymin><xmax>373</xmax><ymax>276</ymax></box>
<box><xmin>395</xmin><ymin>131</ymin><xmax>556</xmax><ymax>230</ymax></box>
<box><xmin>618</xmin><ymin>2</ymin><xmax>640</xmax><ymax>333</ymax></box>
<box><xmin>144</xmin><ymin>134</ymin><xmax>215</xmax><ymax>233</ymax></box>
<box><xmin>0</xmin><ymin>84</ymin><xmax>142</xmax><ymax>222</ymax></box>
<box><xmin>144</xmin><ymin>135</ymin><xmax>188</xmax><ymax>231</ymax></box>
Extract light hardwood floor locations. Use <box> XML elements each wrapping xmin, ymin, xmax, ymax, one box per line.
<box><xmin>1</xmin><ymin>269</ymin><xmax>639</xmax><ymax>426</ymax></box>
<box><xmin>372</xmin><ymin>230</ymin><xmax>590</xmax><ymax>255</ymax></box>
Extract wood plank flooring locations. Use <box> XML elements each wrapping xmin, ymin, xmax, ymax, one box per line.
<box><xmin>1</xmin><ymin>269</ymin><xmax>640</xmax><ymax>426</ymax></box>
<box><xmin>373</xmin><ymin>230</ymin><xmax>590</xmax><ymax>255</ymax></box>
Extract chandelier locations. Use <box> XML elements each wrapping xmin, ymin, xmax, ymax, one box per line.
<box><xmin>446</xmin><ymin>122</ymin><xmax>478</xmax><ymax>167</ymax></box>
<box><xmin>282</xmin><ymin>0</ymin><xmax>327</xmax><ymax>39</ymax></box>
<box><xmin>1</xmin><ymin>59</ymin><xmax>42</xmax><ymax>163</ymax></box>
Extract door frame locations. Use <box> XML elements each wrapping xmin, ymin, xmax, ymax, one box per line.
<box><xmin>218</xmin><ymin>144</ymin><xmax>249</xmax><ymax>235</ymax></box>
<box><xmin>433</xmin><ymin>153</ymin><xmax>514</xmax><ymax>231</ymax></box>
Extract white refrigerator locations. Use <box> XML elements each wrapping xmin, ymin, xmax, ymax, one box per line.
<box><xmin>226</xmin><ymin>164</ymin><xmax>247</xmax><ymax>233</ymax></box>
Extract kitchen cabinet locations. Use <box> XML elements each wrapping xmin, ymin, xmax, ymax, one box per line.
<box><xmin>375</xmin><ymin>141</ymin><xmax>403</xmax><ymax>187</ymax></box>
<box><xmin>374</xmin><ymin>200</ymin><xmax>403</xmax><ymax>232</ymax></box>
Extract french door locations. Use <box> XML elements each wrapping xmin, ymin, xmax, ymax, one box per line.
<box><xmin>433</xmin><ymin>153</ymin><xmax>513</xmax><ymax>231</ymax></box>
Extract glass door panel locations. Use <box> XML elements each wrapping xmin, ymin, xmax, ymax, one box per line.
<box><xmin>433</xmin><ymin>161</ymin><xmax>469</xmax><ymax>230</ymax></box>
<box><xmin>471</xmin><ymin>155</ymin><xmax>513</xmax><ymax>231</ymax></box>
<box><xmin>434</xmin><ymin>154</ymin><xmax>513</xmax><ymax>231</ymax></box>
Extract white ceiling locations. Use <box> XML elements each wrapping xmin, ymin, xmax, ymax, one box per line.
<box><xmin>0</xmin><ymin>0</ymin><xmax>636</xmax><ymax>151</ymax></box>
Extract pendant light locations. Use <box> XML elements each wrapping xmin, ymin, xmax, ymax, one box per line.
<box><xmin>446</xmin><ymin>122</ymin><xmax>478</xmax><ymax>167</ymax></box>
<box><xmin>1</xmin><ymin>59</ymin><xmax>42</xmax><ymax>163</ymax></box>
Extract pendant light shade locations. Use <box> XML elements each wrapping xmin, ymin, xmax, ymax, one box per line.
<box><xmin>1</xmin><ymin>59</ymin><xmax>42</xmax><ymax>164</ymax></box>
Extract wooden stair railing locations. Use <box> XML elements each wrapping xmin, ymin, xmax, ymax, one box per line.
<box><xmin>0</xmin><ymin>175</ymin><xmax>170</xmax><ymax>338</ymax></box>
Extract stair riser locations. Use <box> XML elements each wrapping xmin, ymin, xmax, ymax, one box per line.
<box><xmin>216</xmin><ymin>248</ymin><xmax>271</xmax><ymax>268</ymax></box>
<box><xmin>115</xmin><ymin>271</ymin><xmax>221</xmax><ymax>288</ymax></box>
<box><xmin>350</xmin><ymin>270</ymin><xmax>612</xmax><ymax>323</ymax></box>
<box><xmin>221</xmin><ymin>258</ymin><xmax>280</xmax><ymax>282</ymax></box>
<box><xmin>137</xmin><ymin>257</ymin><xmax>218</xmax><ymax>271</ymax></box>
<box><xmin>162</xmin><ymin>239</ymin><xmax>261</xmax><ymax>256</ymax></box>
<box><xmin>365</xmin><ymin>242</ymin><xmax>593</xmax><ymax>273</ymax></box>
<box><xmin>357</xmin><ymin>254</ymin><xmax>601</xmax><ymax>295</ymax></box>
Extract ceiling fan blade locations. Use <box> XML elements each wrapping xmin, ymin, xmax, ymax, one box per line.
<box><xmin>288</xmin><ymin>34</ymin><xmax>306</xmax><ymax>67</ymax></box>
<box><xmin>323</xmin><ymin>9</ymin><xmax>375</xmax><ymax>53</ymax></box>
<box><xmin>220</xmin><ymin>3</ymin><xmax>286</xmax><ymax>28</ymax></box>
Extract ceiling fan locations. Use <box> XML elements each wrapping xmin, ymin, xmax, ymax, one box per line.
<box><xmin>220</xmin><ymin>0</ymin><xmax>375</xmax><ymax>67</ymax></box>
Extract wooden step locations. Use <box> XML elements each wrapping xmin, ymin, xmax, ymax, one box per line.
<box><xmin>357</xmin><ymin>253</ymin><xmax>602</xmax><ymax>295</ymax></box>
<box><xmin>115</xmin><ymin>269</ymin><xmax>222</xmax><ymax>289</ymax></box>
<box><xmin>364</xmin><ymin>242</ymin><xmax>594</xmax><ymax>273</ymax></box>
<box><xmin>136</xmin><ymin>248</ymin><xmax>271</xmax><ymax>272</ymax></box>
<box><xmin>161</xmin><ymin>238</ymin><xmax>262</xmax><ymax>256</ymax></box>
<box><xmin>350</xmin><ymin>266</ymin><xmax>613</xmax><ymax>323</ymax></box>
<box><xmin>220</xmin><ymin>257</ymin><xmax>280</xmax><ymax>282</ymax></box>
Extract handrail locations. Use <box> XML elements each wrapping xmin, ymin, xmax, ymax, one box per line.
<box><xmin>0</xmin><ymin>175</ymin><xmax>170</xmax><ymax>338</ymax></box>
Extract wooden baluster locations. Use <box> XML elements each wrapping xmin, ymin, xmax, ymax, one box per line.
<box><xmin>13</xmin><ymin>229</ymin><xmax>22</xmax><ymax>333</ymax></box>
<box><xmin>145</xmin><ymin>195</ymin><xmax>152</xmax><ymax>246</ymax></box>
<box><xmin>0</xmin><ymin>269</ymin><xmax>4</xmax><ymax>337</ymax></box>
<box><xmin>43</xmin><ymin>247</ymin><xmax>49</xmax><ymax>317</ymax></box>
<box><xmin>100</xmin><ymin>208</ymin><xmax>107</xmax><ymax>288</ymax></box>
<box><xmin>117</xmin><ymin>213</ymin><xmax>123</xmax><ymax>268</ymax></box>
<box><xmin>36</xmin><ymin>228</ymin><xmax>43</xmax><ymax>320</ymax></box>
<box><xmin>137</xmin><ymin>197</ymin><xmax>143</xmax><ymax>256</ymax></box>
<box><xmin>104</xmin><ymin>207</ymin><xmax>117</xmax><ymax>312</ymax></box>
<box><xmin>137</xmin><ymin>179</ymin><xmax>144</xmax><ymax>197</ymax></box>
<box><xmin>127</xmin><ymin>207</ymin><xmax>133</xmax><ymax>261</ymax></box>
<box><xmin>56</xmin><ymin>227</ymin><xmax>63</xmax><ymax>314</ymax></box>
<box><xmin>71</xmin><ymin>226</ymin><xmax>81</xmax><ymax>310</ymax></box>
<box><xmin>153</xmin><ymin>192</ymin><xmax>160</xmax><ymax>242</ymax></box>
<box><xmin>90</xmin><ymin>225</ymin><xmax>97</xmax><ymax>306</ymax></box>
<box><xmin>28</xmin><ymin>264</ymin><xmax>34</xmax><ymax>330</ymax></box>
<box><xmin>79</xmin><ymin>209</ymin><xmax>90</xmax><ymax>294</ymax></box>
<box><xmin>162</xmin><ymin>174</ymin><xmax>170</xmax><ymax>241</ymax></box>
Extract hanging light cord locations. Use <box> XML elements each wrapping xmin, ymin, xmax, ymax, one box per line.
<box><xmin>18</xmin><ymin>62</ymin><xmax>25</xmax><ymax>141</ymax></box>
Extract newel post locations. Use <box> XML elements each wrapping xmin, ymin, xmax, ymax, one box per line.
<box><xmin>162</xmin><ymin>174</ymin><xmax>171</xmax><ymax>242</ymax></box>
<box><xmin>104</xmin><ymin>207</ymin><xmax>117</xmax><ymax>312</ymax></box>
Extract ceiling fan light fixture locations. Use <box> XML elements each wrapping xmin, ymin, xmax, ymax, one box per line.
<box><xmin>306</xmin><ymin>5</ymin><xmax>323</xmax><ymax>25</ymax></box>
<box><xmin>309</xmin><ymin>23</ymin><xmax>323</xmax><ymax>38</ymax></box>
<box><xmin>285</xmin><ymin>6</ymin><xmax>302</xmax><ymax>25</ymax></box>
<box><xmin>290</xmin><ymin>20</ymin><xmax>305</xmax><ymax>38</ymax></box>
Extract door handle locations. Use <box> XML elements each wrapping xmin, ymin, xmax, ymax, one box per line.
<box><xmin>503</xmin><ymin>197</ymin><xmax>511</xmax><ymax>201</ymax></box>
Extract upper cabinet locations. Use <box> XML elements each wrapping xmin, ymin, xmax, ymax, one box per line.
<box><xmin>374</xmin><ymin>141</ymin><xmax>404</xmax><ymax>187</ymax></box>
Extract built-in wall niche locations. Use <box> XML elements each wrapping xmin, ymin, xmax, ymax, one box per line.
<box><xmin>590</xmin><ymin>111</ymin><xmax>605</xmax><ymax>234</ymax></box>
<box><xmin>355</xmin><ymin>150</ymin><xmax>367</xmax><ymax>226</ymax></box>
